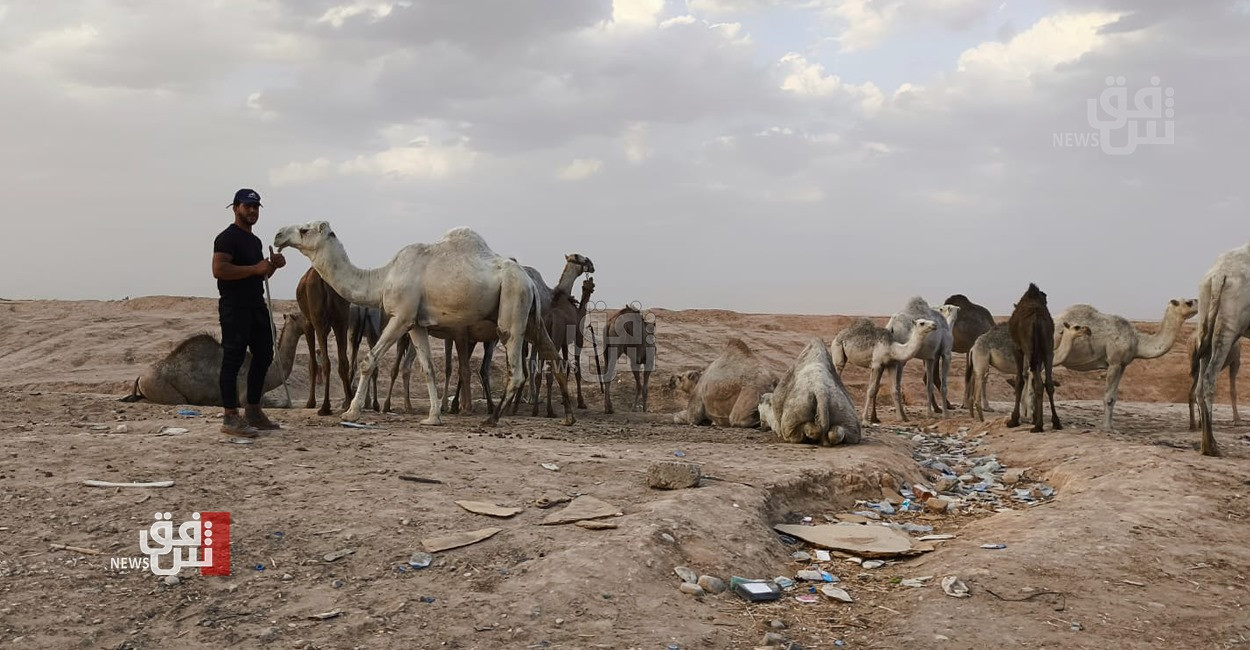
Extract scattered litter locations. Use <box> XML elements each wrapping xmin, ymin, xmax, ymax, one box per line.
<box><xmin>779</xmin><ymin>534</ymin><xmax>800</xmax><ymax>546</ymax></box>
<box><xmin>815</xmin><ymin>550</ymin><xmax>831</xmax><ymax>562</ymax></box>
<box><xmin>339</xmin><ymin>421</ymin><xmax>381</xmax><ymax>429</ymax></box>
<box><xmin>323</xmin><ymin>548</ymin><xmax>355</xmax><ymax>562</ymax></box>
<box><xmin>82</xmin><ymin>479</ymin><xmax>173</xmax><ymax>488</ymax></box>
<box><xmin>791</xmin><ymin>551</ymin><xmax>811</xmax><ymax>562</ymax></box>
<box><xmin>156</xmin><ymin>427</ymin><xmax>189</xmax><ymax>436</ymax></box>
<box><xmin>794</xmin><ymin>594</ymin><xmax>820</xmax><ymax>604</ymax></box>
<box><xmin>254</xmin><ymin>564</ymin><xmax>266</xmax><ymax>571</ymax></box>
<box><xmin>222</xmin><ymin>436</ymin><xmax>254</xmax><ymax>445</ymax></box>
<box><xmin>419</xmin><ymin>596</ymin><xmax>436</xmax><ymax>604</ymax></box>
<box><xmin>731</xmin><ymin>577</ymin><xmax>782</xmax><ymax>602</ymax></box>
<box><xmin>408</xmin><ymin>552</ymin><xmax>433</xmax><ymax>569</ymax></box>
<box><xmin>309</xmin><ymin>610</ymin><xmax>342</xmax><ymax>620</ymax></box>
<box><xmin>541</xmin><ymin>463</ymin><xmax>560</xmax><ymax>471</ymax></box>
<box><xmin>900</xmin><ymin>577</ymin><xmax>931</xmax><ymax>588</ymax></box>
<box><xmin>774</xmin><ymin>523</ymin><xmax>920</xmax><ymax>558</ymax></box>
<box><xmin>1122</xmin><ymin>580</ymin><xmax>1145</xmax><ymax>587</ymax></box>
<box><xmin>539</xmin><ymin>496</ymin><xmax>622</xmax><ymax>526</ymax></box>
<box><xmin>919</xmin><ymin>534</ymin><xmax>955</xmax><ymax>541</ymax></box>
<box><xmin>821</xmin><ymin>585</ymin><xmax>853</xmax><ymax>602</ymax></box>
<box><xmin>455</xmin><ymin>501</ymin><xmax>522</xmax><ymax>518</ymax></box>
<box><xmin>49</xmin><ymin>543</ymin><xmax>101</xmax><ymax>555</ymax></box>
<box><xmin>673</xmin><ymin>450</ymin><xmax>686</xmax><ymax>457</ymax></box>
<box><xmin>398</xmin><ymin>475</ymin><xmax>443</xmax><ymax>484</ymax></box>
<box><xmin>980</xmin><ymin>543</ymin><xmax>1007</xmax><ymax>550</ymax></box>
<box><xmin>421</xmin><ymin>528</ymin><xmax>502</xmax><ymax>552</ymax></box>
<box><xmin>862</xmin><ymin>560</ymin><xmax>885</xmax><ymax>569</ymax></box>
<box><xmin>176</xmin><ymin>409</ymin><xmax>200</xmax><ymax>417</ymax></box>
<box><xmin>941</xmin><ymin>575</ymin><xmax>970</xmax><ymax>598</ymax></box>
<box><xmin>575</xmin><ymin>520</ymin><xmax>618</xmax><ymax>530</ymax></box>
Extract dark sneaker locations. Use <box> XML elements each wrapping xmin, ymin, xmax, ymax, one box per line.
<box><xmin>221</xmin><ymin>414</ymin><xmax>260</xmax><ymax>438</ymax></box>
<box><xmin>244</xmin><ymin>406</ymin><xmax>282</xmax><ymax>431</ymax></box>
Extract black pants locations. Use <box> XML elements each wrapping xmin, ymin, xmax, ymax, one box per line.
<box><xmin>219</xmin><ymin>300</ymin><xmax>274</xmax><ymax>409</ymax></box>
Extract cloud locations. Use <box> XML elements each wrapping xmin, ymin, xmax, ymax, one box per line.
<box><xmin>557</xmin><ymin>157</ymin><xmax>604</xmax><ymax>180</ymax></box>
<box><xmin>317</xmin><ymin>1</ymin><xmax>413</xmax><ymax>28</ymax></box>
<box><xmin>339</xmin><ymin>141</ymin><xmax>480</xmax><ymax>180</ymax></box>
<box><xmin>622</xmin><ymin>122</ymin><xmax>651</xmax><ymax>162</ymax></box>
<box><xmin>269</xmin><ymin>157</ymin><xmax>333</xmax><ymax>187</ymax></box>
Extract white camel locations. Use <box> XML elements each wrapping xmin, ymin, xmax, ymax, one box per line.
<box><xmin>885</xmin><ymin>297</ymin><xmax>956</xmax><ymax>419</ymax></box>
<box><xmin>1054</xmin><ymin>298</ymin><xmax>1197</xmax><ymax>432</ymax></box>
<box><xmin>273</xmin><ymin>222</ymin><xmax>574</xmax><ymax>426</ymax></box>
<box><xmin>759</xmin><ymin>337</ymin><xmax>862</xmax><ymax>446</ymax></box>
<box><xmin>1187</xmin><ymin>329</ymin><xmax>1240</xmax><ymax>432</ymax></box>
<box><xmin>830</xmin><ymin>317</ymin><xmax>937</xmax><ymax>423</ymax></box>
<box><xmin>1196</xmin><ymin>241</ymin><xmax>1250</xmax><ymax>456</ymax></box>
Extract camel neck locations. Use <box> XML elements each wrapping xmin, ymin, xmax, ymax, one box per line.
<box><xmin>1136</xmin><ymin>307</ymin><xmax>1184</xmax><ymax>359</ymax></box>
<box><xmin>309</xmin><ymin>236</ymin><xmax>384</xmax><ymax>306</ymax></box>
<box><xmin>554</xmin><ymin>262</ymin><xmax>582</xmax><ymax>297</ymax></box>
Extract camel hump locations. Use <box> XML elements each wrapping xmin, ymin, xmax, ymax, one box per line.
<box><xmin>903</xmin><ymin>296</ymin><xmax>931</xmax><ymax>312</ymax></box>
<box><xmin>723</xmin><ymin>338</ymin><xmax>754</xmax><ymax>357</ymax></box>
<box><xmin>438</xmin><ymin>227</ymin><xmax>493</xmax><ymax>253</ymax></box>
<box><xmin>165</xmin><ymin>333</ymin><xmax>222</xmax><ymax>359</ymax></box>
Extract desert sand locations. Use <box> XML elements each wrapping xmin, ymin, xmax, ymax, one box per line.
<box><xmin>1</xmin><ymin>295</ymin><xmax>1248</xmax><ymax>649</ymax></box>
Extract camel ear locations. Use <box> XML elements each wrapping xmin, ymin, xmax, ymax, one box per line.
<box><xmin>1170</xmin><ymin>299</ymin><xmax>1179</xmax><ymax>306</ymax></box>
<box><xmin>316</xmin><ymin>222</ymin><xmax>328</xmax><ymax>233</ymax></box>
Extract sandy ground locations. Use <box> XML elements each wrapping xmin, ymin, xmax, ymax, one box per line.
<box><xmin>1</xmin><ymin>296</ymin><xmax>1249</xmax><ymax>649</ymax></box>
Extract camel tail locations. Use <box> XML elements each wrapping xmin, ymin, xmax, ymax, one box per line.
<box><xmin>1196</xmin><ymin>274</ymin><xmax>1226</xmax><ymax>370</ymax></box>
<box><xmin>118</xmin><ymin>376</ymin><xmax>143</xmax><ymax>402</ymax></box>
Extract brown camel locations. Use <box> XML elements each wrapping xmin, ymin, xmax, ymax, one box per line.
<box><xmin>602</xmin><ymin>303</ymin><xmax>656</xmax><ymax>414</ymax></box>
<box><xmin>296</xmin><ymin>267</ymin><xmax>353</xmax><ymax>415</ymax></box>
<box><xmin>1006</xmin><ymin>283</ymin><xmax>1061</xmax><ymax>432</ymax></box>
<box><xmin>532</xmin><ymin>276</ymin><xmax>597</xmax><ymax>417</ymax></box>
<box><xmin>941</xmin><ymin>294</ymin><xmax>996</xmax><ymax>410</ymax></box>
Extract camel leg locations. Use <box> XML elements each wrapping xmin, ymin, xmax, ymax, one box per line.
<box><xmin>342</xmin><ymin>314</ymin><xmax>412</xmax><ymax>422</ymax></box>
<box><xmin>401</xmin><ymin>326</ymin><xmax>442</xmax><ymax>425</ymax></box>
<box><xmin>1029</xmin><ymin>355</ymin><xmax>1044</xmax><ymax>433</ymax></box>
<box><xmin>1188</xmin><ymin>360</ymin><xmax>1201</xmax><ymax>431</ymax></box>
<box><xmin>939</xmin><ymin>349</ymin><xmax>952</xmax><ymax>414</ymax></box>
<box><xmin>892</xmin><ymin>362</ymin><xmax>908</xmax><ymax>422</ymax></box>
<box><xmin>630</xmin><ymin>356</ymin><xmax>644</xmax><ymax>411</ymax></box>
<box><xmin>316</xmin><ymin>328</ymin><xmax>333</xmax><ymax>416</ymax></box>
<box><xmin>1007</xmin><ymin>349</ymin><xmax>1025</xmax><ymax>428</ymax></box>
<box><xmin>303</xmin><ymin>325</ymin><xmax>317</xmax><ymax>410</ymax></box>
<box><xmin>481</xmin><ymin>341</ymin><xmax>497</xmax><ymax>415</ymax></box>
<box><xmin>456</xmin><ymin>336</ymin><xmax>474</xmax><ymax>415</ymax></box>
<box><xmin>572</xmin><ymin>332</ymin><xmax>587</xmax><ymax>410</ymax></box>
<box><xmin>383</xmin><ymin>337</ymin><xmax>405</xmax><ymax>413</ymax></box>
<box><xmin>864</xmin><ymin>364</ymin><xmax>883</xmax><ymax>424</ymax></box>
<box><xmin>1102</xmin><ymin>363</ymin><xmax>1125</xmax><ymax>432</ymax></box>
<box><xmin>531</xmin><ymin>324</ymin><xmax>574</xmax><ymax>426</ymax></box>
<box><xmin>962</xmin><ymin>352</ymin><xmax>974</xmax><ymax>410</ymax></box>
<box><xmin>1046</xmin><ymin>354</ymin><xmax>1062</xmax><ymax>431</ymax></box>
<box><xmin>602</xmin><ymin>346</ymin><xmax>619</xmax><ymax>415</ymax></box>
<box><xmin>334</xmin><ymin>321</ymin><xmax>352</xmax><ymax>410</ymax></box>
<box><xmin>922</xmin><ymin>358</ymin><xmax>937</xmax><ymax>417</ymax></box>
<box><xmin>1231</xmin><ymin>363</ymin><xmax>1241</xmax><ymax>426</ymax></box>
<box><xmin>443</xmin><ymin>337</ymin><xmax>456</xmax><ymax>414</ymax></box>
<box><xmin>1199</xmin><ymin>330</ymin><xmax>1237</xmax><ymax>456</ymax></box>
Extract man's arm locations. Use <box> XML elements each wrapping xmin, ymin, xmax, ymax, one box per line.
<box><xmin>213</xmin><ymin>252</ymin><xmax>272</xmax><ymax>280</ymax></box>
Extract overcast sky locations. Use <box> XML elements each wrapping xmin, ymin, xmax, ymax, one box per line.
<box><xmin>2</xmin><ymin>0</ymin><xmax>1247</xmax><ymax>319</ymax></box>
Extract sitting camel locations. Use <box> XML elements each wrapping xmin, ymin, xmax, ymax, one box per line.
<box><xmin>296</xmin><ymin>267</ymin><xmax>353</xmax><ymax>415</ymax></box>
<box><xmin>121</xmin><ymin>313</ymin><xmax>305</xmax><ymax>407</ymax></box>
<box><xmin>830</xmin><ymin>317</ymin><xmax>937</xmax><ymax>423</ymax></box>
<box><xmin>274</xmin><ymin>222</ymin><xmax>575</xmax><ymax>426</ymax></box>
<box><xmin>671</xmin><ymin>338</ymin><xmax>778</xmax><ymax>427</ymax></box>
<box><xmin>941</xmin><ymin>294</ymin><xmax>996</xmax><ymax>410</ymax></box>
<box><xmin>1195</xmin><ymin>241</ymin><xmax>1250</xmax><ymax>455</ymax></box>
<box><xmin>885</xmin><ymin>297</ymin><xmax>955</xmax><ymax>419</ymax></box>
<box><xmin>602</xmin><ymin>304</ymin><xmax>656</xmax><ymax>414</ymax></box>
<box><xmin>758</xmin><ymin>338</ymin><xmax>861</xmax><ymax>446</ymax></box>
<box><xmin>969</xmin><ymin>321</ymin><xmax>1089</xmax><ymax>422</ymax></box>
<box><xmin>1055</xmin><ymin>298</ymin><xmax>1198</xmax><ymax>431</ymax></box>
<box><xmin>1006</xmin><ymin>283</ymin><xmax>1061</xmax><ymax>432</ymax></box>
<box><xmin>1187</xmin><ymin>328</ymin><xmax>1241</xmax><ymax>431</ymax></box>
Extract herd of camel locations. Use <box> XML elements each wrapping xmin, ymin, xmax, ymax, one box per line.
<box><xmin>123</xmin><ymin>222</ymin><xmax>1250</xmax><ymax>457</ymax></box>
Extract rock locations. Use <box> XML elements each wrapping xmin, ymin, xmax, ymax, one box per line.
<box><xmin>836</xmin><ymin>513</ymin><xmax>870</xmax><ymax>524</ymax></box>
<box><xmin>163</xmin><ymin>575</ymin><xmax>179</xmax><ymax>586</ymax></box>
<box><xmin>647</xmin><ymin>461</ymin><xmax>702</xmax><ymax>489</ymax></box>
<box><xmin>936</xmin><ymin>477</ymin><xmax>959</xmax><ymax>492</ymax></box>
<box><xmin>763</xmin><ymin>632</ymin><xmax>788</xmax><ymax>645</ymax></box>
<box><xmin>773</xmin><ymin>523</ymin><xmax>918</xmax><ymax>558</ymax></box>
<box><xmin>1003</xmin><ymin>468</ymin><xmax>1027</xmax><ymax>485</ymax></box>
<box><xmin>698</xmin><ymin>575</ymin><xmax>726</xmax><ymax>594</ymax></box>
<box><xmin>674</xmin><ymin>566</ymin><xmax>698</xmax><ymax>584</ymax></box>
<box><xmin>882</xmin><ymin>487</ymin><xmax>904</xmax><ymax>505</ymax></box>
<box><xmin>455</xmin><ymin>500</ymin><xmax>523</xmax><ymax>518</ymax></box>
<box><xmin>540</xmin><ymin>496</ymin><xmax>622</xmax><ymax>525</ymax></box>
<box><xmin>679</xmin><ymin>582</ymin><xmax>705</xmax><ymax>597</ymax></box>
<box><xmin>926</xmin><ymin>499</ymin><xmax>950</xmax><ymax>514</ymax></box>
<box><xmin>115</xmin><ymin>424</ymin><xmax>129</xmax><ymax>433</ymax></box>
<box><xmin>282</xmin><ymin>573</ymin><xmax>293</xmax><ymax>581</ymax></box>
<box><xmin>820</xmin><ymin>585</ymin><xmax>853</xmax><ymax>602</ymax></box>
<box><xmin>770</xmin><ymin>620</ymin><xmax>787</xmax><ymax>629</ymax></box>
<box><xmin>258</xmin><ymin>627</ymin><xmax>281</xmax><ymax>644</ymax></box>
<box><xmin>862</xmin><ymin>560</ymin><xmax>884</xmax><ymax>569</ymax></box>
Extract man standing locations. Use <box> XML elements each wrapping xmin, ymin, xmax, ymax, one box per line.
<box><xmin>212</xmin><ymin>188</ymin><xmax>287</xmax><ymax>437</ymax></box>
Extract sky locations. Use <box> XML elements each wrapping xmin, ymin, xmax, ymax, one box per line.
<box><xmin>1</xmin><ymin>0</ymin><xmax>1248</xmax><ymax>319</ymax></box>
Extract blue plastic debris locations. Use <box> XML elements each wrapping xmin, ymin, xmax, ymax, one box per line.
<box><xmin>177</xmin><ymin>408</ymin><xmax>200</xmax><ymax>416</ymax></box>
<box><xmin>254</xmin><ymin>564</ymin><xmax>266</xmax><ymax>571</ymax></box>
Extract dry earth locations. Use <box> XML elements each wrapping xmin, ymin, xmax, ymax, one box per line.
<box><xmin>0</xmin><ymin>297</ymin><xmax>1248</xmax><ymax>649</ymax></box>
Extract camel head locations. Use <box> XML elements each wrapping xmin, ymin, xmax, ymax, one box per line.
<box><xmin>1020</xmin><ymin>282</ymin><xmax>1047</xmax><ymax>304</ymax></box>
<box><xmin>1169</xmin><ymin>298</ymin><xmax>1199</xmax><ymax>321</ymax></box>
<box><xmin>566</xmin><ymin>253</ymin><xmax>595</xmax><ymax>275</ymax></box>
<box><xmin>273</xmin><ymin>221</ymin><xmax>336</xmax><ymax>255</ymax></box>
<box><xmin>936</xmin><ymin>304</ymin><xmax>960</xmax><ymax>330</ymax></box>
<box><xmin>913</xmin><ymin>318</ymin><xmax>938</xmax><ymax>338</ymax></box>
<box><xmin>666</xmin><ymin>369</ymin><xmax>702</xmax><ymax>393</ymax></box>
<box><xmin>758</xmin><ymin>392</ymin><xmax>776</xmax><ymax>432</ymax></box>
<box><xmin>1061</xmin><ymin>321</ymin><xmax>1091</xmax><ymax>340</ymax></box>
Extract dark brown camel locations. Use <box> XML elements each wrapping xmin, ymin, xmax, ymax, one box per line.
<box><xmin>602</xmin><ymin>303</ymin><xmax>656</xmax><ymax>414</ymax></box>
<box><xmin>1006</xmin><ymin>283</ymin><xmax>1061</xmax><ymax>432</ymax></box>
<box><xmin>532</xmin><ymin>276</ymin><xmax>597</xmax><ymax>417</ymax></box>
<box><xmin>939</xmin><ymin>294</ymin><xmax>996</xmax><ymax>410</ymax></box>
<box><xmin>296</xmin><ymin>267</ymin><xmax>353</xmax><ymax>415</ymax></box>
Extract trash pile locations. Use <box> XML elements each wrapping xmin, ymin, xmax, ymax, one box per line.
<box><xmin>904</xmin><ymin>425</ymin><xmax>1057</xmax><ymax>513</ymax></box>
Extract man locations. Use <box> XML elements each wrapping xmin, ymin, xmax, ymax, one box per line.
<box><xmin>212</xmin><ymin>188</ymin><xmax>287</xmax><ymax>437</ymax></box>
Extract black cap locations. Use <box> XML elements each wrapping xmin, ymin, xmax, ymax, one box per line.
<box><xmin>229</xmin><ymin>188</ymin><xmax>263</xmax><ymax>207</ymax></box>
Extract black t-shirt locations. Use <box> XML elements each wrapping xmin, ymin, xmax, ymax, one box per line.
<box><xmin>213</xmin><ymin>223</ymin><xmax>264</xmax><ymax>305</ymax></box>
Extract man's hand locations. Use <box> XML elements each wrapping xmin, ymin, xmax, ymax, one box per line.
<box><xmin>269</xmin><ymin>246</ymin><xmax>286</xmax><ymax>270</ymax></box>
<box><xmin>254</xmin><ymin>259</ymin><xmax>277</xmax><ymax>277</ymax></box>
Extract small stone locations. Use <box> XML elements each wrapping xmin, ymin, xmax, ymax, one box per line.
<box><xmin>1003</xmin><ymin>468</ymin><xmax>1027</xmax><ymax>485</ymax></box>
<box><xmin>555</xmin><ymin>618</ymin><xmax>564</xmax><ymax>626</ymax></box>
<box><xmin>697</xmin><ymin>575</ymin><xmax>726</xmax><ymax>594</ymax></box>
<box><xmin>791</xmin><ymin>551</ymin><xmax>811</xmax><ymax>562</ymax></box>
<box><xmin>770</xmin><ymin>619</ymin><xmax>787</xmax><ymax>629</ymax></box>
<box><xmin>821</xmin><ymin>585</ymin><xmax>853</xmax><ymax>602</ymax></box>
<box><xmin>862</xmin><ymin>560</ymin><xmax>884</xmax><ymax>569</ymax></box>
<box><xmin>674</xmin><ymin>566</ymin><xmax>698</xmax><ymax>584</ymax></box>
<box><xmin>647</xmin><ymin>461</ymin><xmax>702</xmax><ymax>489</ymax></box>
<box><xmin>259</xmin><ymin>627</ymin><xmax>281</xmax><ymax>644</ymax></box>
<box><xmin>763</xmin><ymin>631</ymin><xmax>788</xmax><ymax>645</ymax></box>
<box><xmin>331</xmin><ymin>579</ymin><xmax>344</xmax><ymax>589</ymax></box>
<box><xmin>163</xmin><ymin>575</ymin><xmax>180</xmax><ymax>586</ymax></box>
<box><xmin>282</xmin><ymin>573</ymin><xmax>293</xmax><ymax>581</ymax></box>
<box><xmin>881</xmin><ymin>488</ymin><xmax>904</xmax><ymax>505</ymax></box>
<box><xmin>661</xmin><ymin>533</ymin><xmax>676</xmax><ymax>543</ymax></box>
<box><xmin>115</xmin><ymin>424</ymin><xmax>129</xmax><ymax>433</ymax></box>
<box><xmin>936</xmin><ymin>477</ymin><xmax>959</xmax><ymax>492</ymax></box>
<box><xmin>679</xmin><ymin>583</ymin><xmax>705</xmax><ymax>597</ymax></box>
<box><xmin>926</xmin><ymin>499</ymin><xmax>950</xmax><ymax>514</ymax></box>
